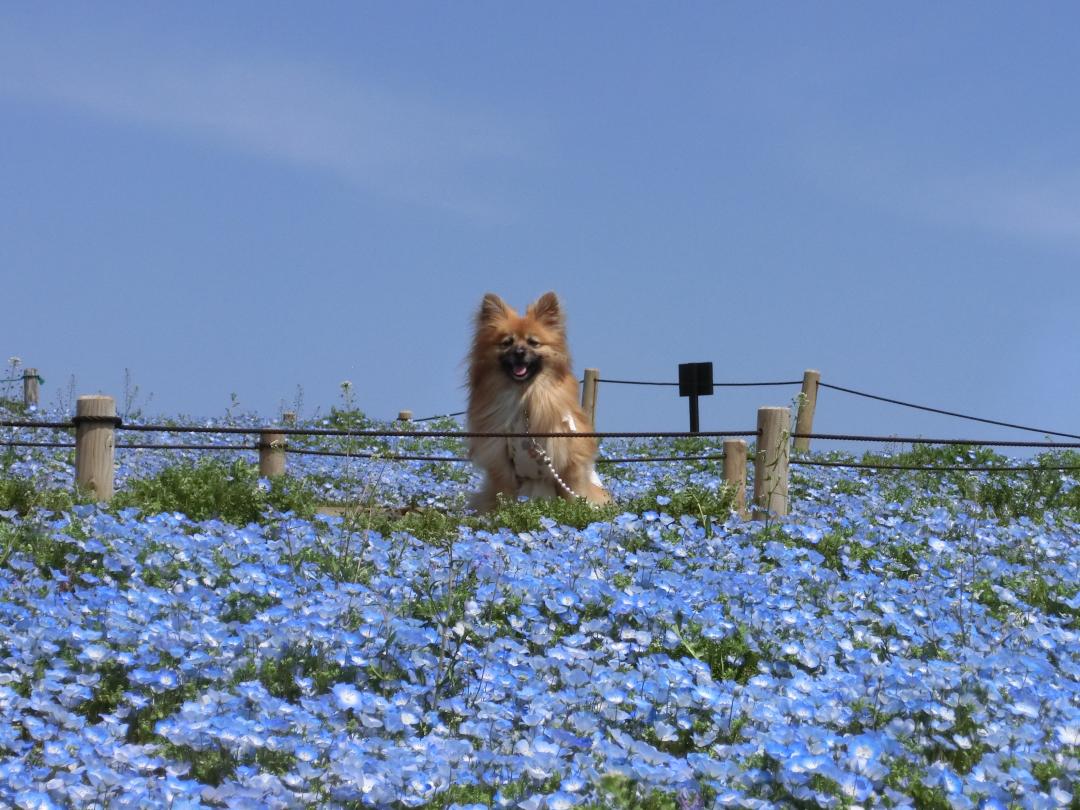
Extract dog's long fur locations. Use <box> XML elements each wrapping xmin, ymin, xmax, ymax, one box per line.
<box><xmin>466</xmin><ymin>292</ymin><xmax>611</xmax><ymax>512</ymax></box>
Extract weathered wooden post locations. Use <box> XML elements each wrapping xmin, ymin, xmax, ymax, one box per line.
<box><xmin>258</xmin><ymin>430</ymin><xmax>286</xmax><ymax>478</ymax></box>
<box><xmin>581</xmin><ymin>368</ymin><xmax>599</xmax><ymax>428</ymax></box>
<box><xmin>753</xmin><ymin>406</ymin><xmax>790</xmax><ymax>520</ymax></box>
<box><xmin>793</xmin><ymin>369</ymin><xmax>820</xmax><ymax>453</ymax></box>
<box><xmin>75</xmin><ymin>395</ymin><xmax>117</xmax><ymax>501</ymax></box>
<box><xmin>23</xmin><ymin>368</ymin><xmax>39</xmax><ymax>408</ymax></box>
<box><xmin>723</xmin><ymin>438</ymin><xmax>749</xmax><ymax>519</ymax></box>
<box><xmin>397</xmin><ymin>410</ymin><xmax>413</xmax><ymax>421</ymax></box>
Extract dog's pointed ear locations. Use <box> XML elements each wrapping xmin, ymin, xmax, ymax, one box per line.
<box><xmin>477</xmin><ymin>293</ymin><xmax>510</xmax><ymax>325</ymax></box>
<box><xmin>527</xmin><ymin>291</ymin><xmax>564</xmax><ymax>329</ymax></box>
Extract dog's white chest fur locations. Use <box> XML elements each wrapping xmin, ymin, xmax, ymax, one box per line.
<box><xmin>505</xmin><ymin>411</ymin><xmax>602</xmax><ymax>497</ymax></box>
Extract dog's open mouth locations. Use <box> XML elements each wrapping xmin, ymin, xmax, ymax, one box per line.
<box><xmin>503</xmin><ymin>355</ymin><xmax>540</xmax><ymax>382</ymax></box>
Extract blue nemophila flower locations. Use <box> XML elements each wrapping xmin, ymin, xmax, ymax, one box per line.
<box><xmin>2</xmin><ymin>409</ymin><xmax>1079</xmax><ymax>805</ymax></box>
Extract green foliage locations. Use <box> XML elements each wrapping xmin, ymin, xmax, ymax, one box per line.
<box><xmin>418</xmin><ymin>775</ymin><xmax>563</xmax><ymax>809</ymax></box>
<box><xmin>351</xmin><ymin>507</ymin><xmax>462</xmax><ymax>546</ymax></box>
<box><xmin>78</xmin><ymin>660</ymin><xmax>130</xmax><ymax>726</ymax></box>
<box><xmin>317</xmin><ymin>406</ymin><xmax>389</xmax><ymax>455</ymax></box>
<box><xmin>111</xmin><ymin>458</ymin><xmax>319</xmax><ymax>524</ymax></box>
<box><xmin>885</xmin><ymin>758</ymin><xmax>951</xmax><ymax>810</ymax></box>
<box><xmin>0</xmin><ymin>515</ymin><xmax>107</xmax><ymax>579</ymax></box>
<box><xmin>158</xmin><ymin>743</ymin><xmax>237</xmax><ymax>786</ymax></box>
<box><xmin>479</xmin><ymin>482</ymin><xmax>735</xmax><ymax>536</ymax></box>
<box><xmin>668</xmin><ymin>620</ymin><xmax>763</xmax><ymax>685</ymax></box>
<box><xmin>0</xmin><ymin>466</ymin><xmax>78</xmax><ymax>515</ymax></box>
<box><xmin>327</xmin><ymin>406</ymin><xmax>375</xmax><ymax>432</ymax></box>
<box><xmin>0</xmin><ymin>401</ymin><xmax>28</xmax><ymax>419</ymax></box>
<box><xmin>79</xmin><ymin>660</ymin><xmax>203</xmax><ymax>747</ymax></box>
<box><xmin>861</xmin><ymin>444</ymin><xmax>1080</xmax><ymax>521</ymax></box>
<box><xmin>974</xmin><ymin>572</ymin><xmax>1080</xmax><ymax>629</ymax></box>
<box><xmin>581</xmin><ymin>775</ymin><xmax>713</xmax><ymax>810</ymax></box>
<box><xmin>920</xmin><ymin>702</ymin><xmax>988</xmax><ymax>775</ymax></box>
<box><xmin>230</xmin><ymin>644</ymin><xmax>358</xmax><ymax>701</ymax></box>
<box><xmin>974</xmin><ymin>449</ymin><xmax>1080</xmax><ymax>521</ymax></box>
<box><xmin>624</xmin><ymin>482</ymin><xmax>735</xmax><ymax>537</ymax></box>
<box><xmin>482</xmin><ymin>493</ymin><xmax>619</xmax><ymax>533</ymax></box>
<box><xmin>221</xmin><ymin>591</ymin><xmax>280</xmax><ymax>625</ymax></box>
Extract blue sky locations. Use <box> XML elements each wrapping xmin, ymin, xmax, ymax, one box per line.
<box><xmin>2</xmin><ymin>4</ymin><xmax>1078</xmax><ymax>448</ymax></box>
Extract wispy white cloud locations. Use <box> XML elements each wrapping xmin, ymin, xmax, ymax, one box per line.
<box><xmin>799</xmin><ymin>136</ymin><xmax>1080</xmax><ymax>252</ymax></box>
<box><xmin>0</xmin><ymin>35</ymin><xmax>524</xmax><ymax>221</ymax></box>
<box><xmin>917</xmin><ymin>170</ymin><xmax>1080</xmax><ymax>249</ymax></box>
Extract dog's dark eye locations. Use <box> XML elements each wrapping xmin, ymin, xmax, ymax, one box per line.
<box><xmin>500</xmin><ymin>336</ymin><xmax>514</xmax><ymax>348</ymax></box>
<box><xmin>526</xmin><ymin>337</ymin><xmax>541</xmax><ymax>348</ymax></box>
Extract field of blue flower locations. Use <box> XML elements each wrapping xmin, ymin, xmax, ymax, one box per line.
<box><xmin>0</xmin><ymin>403</ymin><xmax>1078</xmax><ymax>809</ymax></box>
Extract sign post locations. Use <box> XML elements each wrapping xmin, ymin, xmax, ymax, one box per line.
<box><xmin>678</xmin><ymin>362</ymin><xmax>714</xmax><ymax>433</ymax></box>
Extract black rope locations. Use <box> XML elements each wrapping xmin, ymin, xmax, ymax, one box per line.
<box><xmin>0</xmin><ymin>440</ymin><xmax>75</xmax><ymax>449</ymax></box>
<box><xmin>818</xmin><ymin>382</ymin><xmax>1080</xmax><ymax>440</ymax></box>
<box><xmin>72</xmin><ymin>414</ymin><xmax>123</xmax><ymax>428</ymax></box>
<box><xmin>284</xmin><ymin>447</ymin><xmax>470</xmax><ymax>462</ymax></box>
<box><xmin>0</xmin><ymin>420</ymin><xmax>72</xmax><ymax>430</ymax></box>
<box><xmin>5</xmin><ymin>438</ymin><xmax>1075</xmax><ymax>473</ymax></box>
<box><xmin>118</xmin><ymin>443</ymin><xmax>257</xmax><ymax>452</ymax></box>
<box><xmin>114</xmin><ymin>423</ymin><xmax>760</xmax><ymax>440</ymax></box>
<box><xmin>792</xmin><ymin>459</ymin><xmax>1080</xmax><ymax>473</ymax></box>
<box><xmin>792</xmin><ymin>433</ymin><xmax>1080</xmax><ymax>449</ymax></box>
<box><xmin>598</xmin><ymin>378</ymin><xmax>801</xmax><ymax>388</ymax></box>
<box><xmin>599</xmin><ymin>379</ymin><xmax>678</xmax><ymax>387</ymax></box>
<box><xmin>413</xmin><ymin>410</ymin><xmax>466</xmax><ymax>423</ymax></box>
<box><xmin>597</xmin><ymin>454</ymin><xmax>727</xmax><ymax>464</ymax></box>
<box><xmin>5</xmin><ymin>420</ymin><xmax>1077</xmax><ymax>450</ymax></box>
<box><xmin>713</xmin><ymin>380</ymin><xmax>802</xmax><ymax>388</ymax></box>
<box><xmin>255</xmin><ymin>448</ymin><xmax>732</xmax><ymax>465</ymax></box>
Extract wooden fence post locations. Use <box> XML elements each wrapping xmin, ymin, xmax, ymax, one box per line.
<box><xmin>23</xmin><ymin>369</ymin><xmax>39</xmax><ymax>408</ymax></box>
<box><xmin>793</xmin><ymin>369</ymin><xmax>820</xmax><ymax>453</ymax></box>
<box><xmin>259</xmin><ymin>430</ymin><xmax>286</xmax><ymax>478</ymax></box>
<box><xmin>75</xmin><ymin>395</ymin><xmax>117</xmax><ymax>501</ymax></box>
<box><xmin>397</xmin><ymin>410</ymin><xmax>413</xmax><ymax>421</ymax></box>
<box><xmin>723</xmin><ymin>438</ymin><xmax>748</xmax><ymax>519</ymax></box>
<box><xmin>582</xmin><ymin>368</ymin><xmax>599</xmax><ymax>428</ymax></box>
<box><xmin>753</xmin><ymin>406</ymin><xmax>790</xmax><ymax>520</ymax></box>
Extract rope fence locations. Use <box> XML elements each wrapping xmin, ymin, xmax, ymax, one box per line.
<box><xmin>817</xmin><ymin>382</ymin><xmax>1080</xmax><ymax>440</ymax></box>
<box><xmin>791</xmin><ymin>459</ymin><xmax>1080</xmax><ymax>473</ymax></box>
<box><xmin>3</xmin><ymin>366</ymin><xmax>1078</xmax><ymax>517</ymax></box>
<box><xmin>599</xmin><ymin>378</ymin><xmax>803</xmax><ymax>388</ymax></box>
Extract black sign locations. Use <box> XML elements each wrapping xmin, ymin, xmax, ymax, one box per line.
<box><xmin>678</xmin><ymin>362</ymin><xmax>713</xmax><ymax>433</ymax></box>
<box><xmin>679</xmin><ymin>362</ymin><xmax>714</xmax><ymax>397</ymax></box>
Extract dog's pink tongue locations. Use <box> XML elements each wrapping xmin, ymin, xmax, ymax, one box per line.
<box><xmin>514</xmin><ymin>364</ymin><xmax>529</xmax><ymax>378</ymax></box>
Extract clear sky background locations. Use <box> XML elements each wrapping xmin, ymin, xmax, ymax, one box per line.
<box><xmin>2</xmin><ymin>4</ymin><xmax>1078</xmax><ymax>449</ymax></box>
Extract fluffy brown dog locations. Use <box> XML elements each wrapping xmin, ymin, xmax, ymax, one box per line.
<box><xmin>467</xmin><ymin>292</ymin><xmax>611</xmax><ymax>511</ymax></box>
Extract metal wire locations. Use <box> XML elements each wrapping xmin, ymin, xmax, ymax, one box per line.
<box><xmin>818</xmin><ymin>382</ymin><xmax>1080</xmax><ymax>440</ymax></box>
